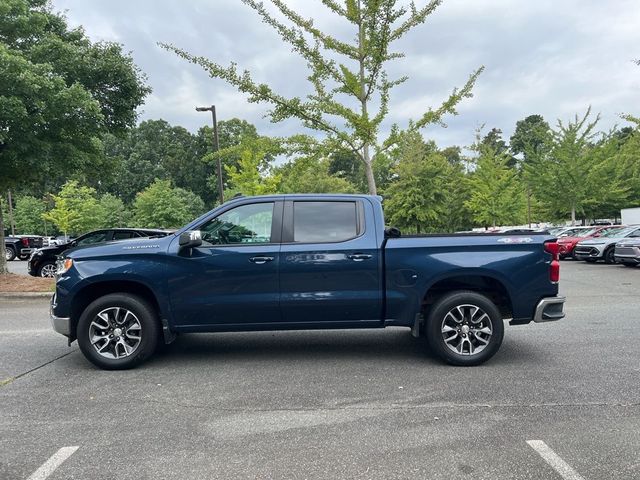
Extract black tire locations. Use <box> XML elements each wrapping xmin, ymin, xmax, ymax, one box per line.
<box><xmin>37</xmin><ymin>261</ymin><xmax>57</xmax><ymax>278</ymax></box>
<box><xmin>622</xmin><ymin>262</ymin><xmax>637</xmax><ymax>268</ymax></box>
<box><xmin>77</xmin><ymin>293</ymin><xmax>159</xmax><ymax>370</ymax></box>
<box><xmin>425</xmin><ymin>291</ymin><xmax>504</xmax><ymax>366</ymax></box>
<box><xmin>604</xmin><ymin>247</ymin><xmax>616</xmax><ymax>264</ymax></box>
<box><xmin>5</xmin><ymin>246</ymin><xmax>16</xmax><ymax>261</ymax></box>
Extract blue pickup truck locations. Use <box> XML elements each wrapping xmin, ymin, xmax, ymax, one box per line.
<box><xmin>50</xmin><ymin>194</ymin><xmax>565</xmax><ymax>369</ymax></box>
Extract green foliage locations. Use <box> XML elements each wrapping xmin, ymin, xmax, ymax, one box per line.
<box><xmin>278</xmin><ymin>157</ymin><xmax>357</xmax><ymax>194</ymax></box>
<box><xmin>523</xmin><ymin>108</ymin><xmax>629</xmax><ymax>223</ymax></box>
<box><xmin>13</xmin><ymin>195</ymin><xmax>47</xmax><ymax>235</ymax></box>
<box><xmin>97</xmin><ymin>193</ymin><xmax>131</xmax><ymax>228</ymax></box>
<box><xmin>223</xmin><ymin>137</ymin><xmax>283</xmax><ymax>197</ymax></box>
<box><xmin>465</xmin><ymin>136</ymin><xmax>526</xmax><ymax>227</ymax></box>
<box><xmin>161</xmin><ymin>0</ymin><xmax>483</xmax><ymax>194</ymax></box>
<box><xmin>481</xmin><ymin>128</ymin><xmax>516</xmax><ymax>168</ymax></box>
<box><xmin>0</xmin><ymin>0</ymin><xmax>150</xmax><ymax>191</ymax></box>
<box><xmin>384</xmin><ymin>131</ymin><xmax>467</xmax><ymax>233</ymax></box>
<box><xmin>43</xmin><ymin>181</ymin><xmax>104</xmax><ymax>235</ymax></box>
<box><xmin>510</xmin><ymin>115</ymin><xmax>552</xmax><ymax>166</ymax></box>
<box><xmin>133</xmin><ymin>180</ymin><xmax>205</xmax><ymax>229</ymax></box>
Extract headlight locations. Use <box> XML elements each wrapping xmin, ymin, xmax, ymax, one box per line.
<box><xmin>56</xmin><ymin>258</ymin><xmax>73</xmax><ymax>275</ymax></box>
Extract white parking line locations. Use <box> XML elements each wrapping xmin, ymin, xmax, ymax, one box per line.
<box><xmin>27</xmin><ymin>446</ymin><xmax>79</xmax><ymax>480</ymax></box>
<box><xmin>527</xmin><ymin>440</ymin><xmax>586</xmax><ymax>480</ymax></box>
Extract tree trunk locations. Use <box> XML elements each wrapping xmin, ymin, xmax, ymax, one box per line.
<box><xmin>570</xmin><ymin>204</ymin><xmax>576</xmax><ymax>225</ymax></box>
<box><xmin>363</xmin><ymin>156</ymin><xmax>376</xmax><ymax>195</ymax></box>
<box><xmin>0</xmin><ymin>196</ymin><xmax>8</xmax><ymax>274</ymax></box>
<box><xmin>357</xmin><ymin>1</ymin><xmax>377</xmax><ymax>196</ymax></box>
<box><xmin>7</xmin><ymin>190</ymin><xmax>15</xmax><ymax>236</ymax></box>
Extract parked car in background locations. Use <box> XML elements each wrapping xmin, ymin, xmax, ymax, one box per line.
<box><xmin>546</xmin><ymin>226</ymin><xmax>572</xmax><ymax>236</ymax></box>
<box><xmin>13</xmin><ymin>235</ymin><xmax>44</xmax><ymax>260</ymax></box>
<box><xmin>4</xmin><ymin>237</ymin><xmax>23</xmax><ymax>261</ymax></box>
<box><xmin>614</xmin><ymin>235</ymin><xmax>640</xmax><ymax>267</ymax></box>
<box><xmin>42</xmin><ymin>236</ymin><xmax>59</xmax><ymax>247</ymax></box>
<box><xmin>28</xmin><ymin>228</ymin><xmax>171</xmax><ymax>277</ymax></box>
<box><xmin>574</xmin><ymin>226</ymin><xmax>640</xmax><ymax>264</ymax></box>
<box><xmin>556</xmin><ymin>226</ymin><xmax>621</xmax><ymax>259</ymax></box>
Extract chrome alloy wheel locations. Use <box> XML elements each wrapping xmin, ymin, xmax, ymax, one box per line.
<box><xmin>441</xmin><ymin>304</ymin><xmax>493</xmax><ymax>356</ymax></box>
<box><xmin>89</xmin><ymin>307</ymin><xmax>142</xmax><ymax>359</ymax></box>
<box><xmin>40</xmin><ymin>263</ymin><xmax>57</xmax><ymax>277</ymax></box>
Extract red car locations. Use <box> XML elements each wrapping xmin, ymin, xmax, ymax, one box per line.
<box><xmin>557</xmin><ymin>226</ymin><xmax>624</xmax><ymax>259</ymax></box>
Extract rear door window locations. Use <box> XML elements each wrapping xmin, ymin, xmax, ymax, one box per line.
<box><xmin>293</xmin><ymin>201</ymin><xmax>360</xmax><ymax>243</ymax></box>
<box><xmin>112</xmin><ymin>231</ymin><xmax>137</xmax><ymax>240</ymax></box>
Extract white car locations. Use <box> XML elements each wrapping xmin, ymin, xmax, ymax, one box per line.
<box><xmin>614</xmin><ymin>236</ymin><xmax>640</xmax><ymax>267</ymax></box>
<box><xmin>574</xmin><ymin>226</ymin><xmax>640</xmax><ymax>264</ymax></box>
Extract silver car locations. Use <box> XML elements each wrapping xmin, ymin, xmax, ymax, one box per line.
<box><xmin>574</xmin><ymin>226</ymin><xmax>640</xmax><ymax>264</ymax></box>
<box><xmin>615</xmin><ymin>234</ymin><xmax>640</xmax><ymax>267</ymax></box>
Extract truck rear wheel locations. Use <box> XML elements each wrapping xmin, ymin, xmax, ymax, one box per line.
<box><xmin>425</xmin><ymin>291</ymin><xmax>504</xmax><ymax>366</ymax></box>
<box><xmin>5</xmin><ymin>246</ymin><xmax>16</xmax><ymax>261</ymax></box>
<box><xmin>77</xmin><ymin>293</ymin><xmax>159</xmax><ymax>370</ymax></box>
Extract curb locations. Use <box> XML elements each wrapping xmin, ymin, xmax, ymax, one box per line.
<box><xmin>0</xmin><ymin>292</ymin><xmax>52</xmax><ymax>299</ymax></box>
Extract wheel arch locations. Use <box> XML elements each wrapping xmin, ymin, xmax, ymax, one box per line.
<box><xmin>421</xmin><ymin>274</ymin><xmax>513</xmax><ymax>320</ymax></box>
<box><xmin>69</xmin><ymin>280</ymin><xmax>162</xmax><ymax>338</ymax></box>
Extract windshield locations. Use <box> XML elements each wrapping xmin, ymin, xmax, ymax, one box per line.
<box><xmin>602</xmin><ymin>227</ymin><xmax>633</xmax><ymax>237</ymax></box>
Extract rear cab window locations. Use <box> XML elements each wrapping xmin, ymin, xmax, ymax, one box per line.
<box><xmin>291</xmin><ymin>201</ymin><xmax>363</xmax><ymax>243</ymax></box>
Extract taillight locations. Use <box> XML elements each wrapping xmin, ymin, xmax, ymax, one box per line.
<box><xmin>21</xmin><ymin>237</ymin><xmax>29</xmax><ymax>247</ymax></box>
<box><xmin>544</xmin><ymin>241</ymin><xmax>560</xmax><ymax>283</ymax></box>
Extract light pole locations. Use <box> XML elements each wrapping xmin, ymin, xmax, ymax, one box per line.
<box><xmin>195</xmin><ymin>105</ymin><xmax>224</xmax><ymax>205</ymax></box>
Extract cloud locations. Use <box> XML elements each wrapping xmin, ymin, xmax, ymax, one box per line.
<box><xmin>54</xmin><ymin>0</ymin><xmax>640</xmax><ymax>147</ymax></box>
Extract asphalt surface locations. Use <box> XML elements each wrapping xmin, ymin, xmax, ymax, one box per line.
<box><xmin>6</xmin><ymin>259</ymin><xmax>28</xmax><ymax>276</ymax></box>
<box><xmin>0</xmin><ymin>261</ymin><xmax>638</xmax><ymax>479</ymax></box>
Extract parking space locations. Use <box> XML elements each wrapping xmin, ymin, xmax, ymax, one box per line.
<box><xmin>1</xmin><ymin>261</ymin><xmax>638</xmax><ymax>479</ymax></box>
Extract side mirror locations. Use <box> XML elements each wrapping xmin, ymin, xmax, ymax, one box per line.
<box><xmin>179</xmin><ymin>230</ymin><xmax>202</xmax><ymax>249</ymax></box>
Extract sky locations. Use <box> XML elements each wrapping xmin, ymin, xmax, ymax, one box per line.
<box><xmin>53</xmin><ymin>0</ymin><xmax>640</xmax><ymax>149</ymax></box>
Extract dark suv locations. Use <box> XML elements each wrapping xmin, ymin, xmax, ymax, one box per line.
<box><xmin>28</xmin><ymin>228</ymin><xmax>171</xmax><ymax>277</ymax></box>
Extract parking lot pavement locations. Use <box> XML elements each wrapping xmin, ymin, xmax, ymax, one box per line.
<box><xmin>1</xmin><ymin>261</ymin><xmax>639</xmax><ymax>479</ymax></box>
<box><xmin>6</xmin><ymin>260</ymin><xmax>28</xmax><ymax>276</ymax></box>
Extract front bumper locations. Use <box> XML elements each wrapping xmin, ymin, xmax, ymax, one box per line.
<box><xmin>615</xmin><ymin>245</ymin><xmax>640</xmax><ymax>263</ymax></box>
<box><xmin>50</xmin><ymin>294</ymin><xmax>71</xmax><ymax>336</ymax></box>
<box><xmin>533</xmin><ymin>296</ymin><xmax>566</xmax><ymax>323</ymax></box>
<box><xmin>574</xmin><ymin>245</ymin><xmax>605</xmax><ymax>259</ymax></box>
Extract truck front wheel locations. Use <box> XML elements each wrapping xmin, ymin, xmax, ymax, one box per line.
<box><xmin>77</xmin><ymin>293</ymin><xmax>159</xmax><ymax>370</ymax></box>
<box><xmin>425</xmin><ymin>291</ymin><xmax>504</xmax><ymax>366</ymax></box>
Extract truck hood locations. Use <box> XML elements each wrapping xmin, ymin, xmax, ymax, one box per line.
<box><xmin>66</xmin><ymin>236</ymin><xmax>173</xmax><ymax>259</ymax></box>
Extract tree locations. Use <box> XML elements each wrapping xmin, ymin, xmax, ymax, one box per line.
<box><xmin>465</xmin><ymin>136</ymin><xmax>526</xmax><ymax>227</ymax></box>
<box><xmin>384</xmin><ymin>130</ymin><xmax>463</xmax><ymax>233</ymax></box>
<box><xmin>198</xmin><ymin>119</ymin><xmax>263</xmax><ymax>202</ymax></box>
<box><xmin>524</xmin><ymin>108</ymin><xmax>624</xmax><ymax>224</ymax></box>
<box><xmin>97</xmin><ymin>193</ymin><xmax>131</xmax><ymax>228</ymax></box>
<box><xmin>162</xmin><ymin>0</ymin><xmax>483</xmax><ymax>195</ymax></box>
<box><xmin>43</xmin><ymin>181</ymin><xmax>104</xmax><ymax>236</ymax></box>
<box><xmin>278</xmin><ymin>157</ymin><xmax>357</xmax><ymax>194</ymax></box>
<box><xmin>510</xmin><ymin>115</ymin><xmax>552</xmax><ymax>168</ymax></box>
<box><xmin>224</xmin><ymin>137</ymin><xmax>283</xmax><ymax>197</ymax></box>
<box><xmin>13</xmin><ymin>195</ymin><xmax>47</xmax><ymax>235</ymax></box>
<box><xmin>133</xmin><ymin>180</ymin><xmax>205</xmax><ymax>229</ymax></box>
<box><xmin>0</xmin><ymin>0</ymin><xmax>150</xmax><ymax>272</ymax></box>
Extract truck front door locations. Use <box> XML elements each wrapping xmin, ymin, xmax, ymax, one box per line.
<box><xmin>279</xmin><ymin>199</ymin><xmax>383</xmax><ymax>325</ymax></box>
<box><xmin>168</xmin><ymin>200</ymin><xmax>283</xmax><ymax>327</ymax></box>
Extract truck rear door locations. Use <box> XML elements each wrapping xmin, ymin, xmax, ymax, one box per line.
<box><xmin>279</xmin><ymin>199</ymin><xmax>383</xmax><ymax>325</ymax></box>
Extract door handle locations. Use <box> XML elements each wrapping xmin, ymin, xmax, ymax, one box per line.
<box><xmin>249</xmin><ymin>256</ymin><xmax>274</xmax><ymax>264</ymax></box>
<box><xmin>347</xmin><ymin>253</ymin><xmax>372</xmax><ymax>261</ymax></box>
